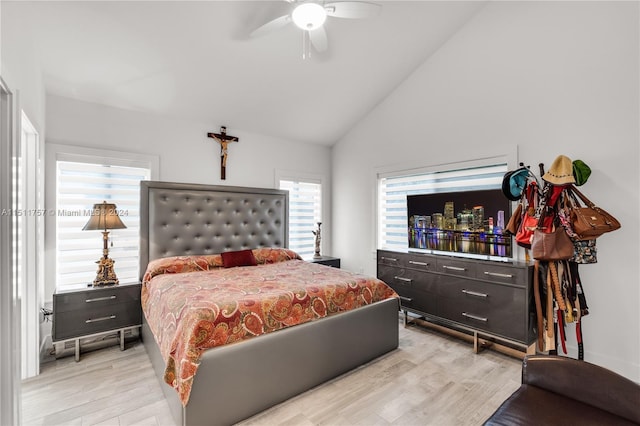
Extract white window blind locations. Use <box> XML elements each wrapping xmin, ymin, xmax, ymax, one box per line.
<box><xmin>378</xmin><ymin>163</ymin><xmax>508</xmax><ymax>251</ymax></box>
<box><xmin>279</xmin><ymin>179</ymin><xmax>322</xmax><ymax>260</ymax></box>
<box><xmin>56</xmin><ymin>160</ymin><xmax>150</xmax><ymax>290</ymax></box>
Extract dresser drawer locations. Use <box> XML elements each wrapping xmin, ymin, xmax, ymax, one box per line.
<box><xmin>476</xmin><ymin>263</ymin><xmax>528</xmax><ymax>286</ymax></box>
<box><xmin>378</xmin><ymin>251</ymin><xmax>404</xmax><ymax>267</ymax></box>
<box><xmin>54</xmin><ymin>285</ymin><xmax>141</xmax><ymax>313</ymax></box>
<box><xmin>53</xmin><ymin>301</ymin><xmax>142</xmax><ymax>341</ymax></box>
<box><xmin>378</xmin><ymin>264</ymin><xmax>438</xmax><ymax>294</ymax></box>
<box><xmin>378</xmin><ymin>251</ymin><xmax>435</xmax><ymax>271</ymax></box>
<box><xmin>404</xmin><ymin>253</ymin><xmax>435</xmax><ymax>272</ymax></box>
<box><xmin>392</xmin><ymin>286</ymin><xmax>436</xmax><ymax>315</ymax></box>
<box><xmin>437</xmin><ymin>275</ymin><xmax>511</xmax><ymax>299</ymax></box>
<box><xmin>438</xmin><ymin>283</ymin><xmax>528</xmax><ymax>342</ymax></box>
<box><xmin>436</xmin><ymin>257</ymin><xmax>475</xmax><ymax>278</ymax></box>
<box><xmin>377</xmin><ymin>265</ymin><xmax>437</xmax><ymax>314</ymax></box>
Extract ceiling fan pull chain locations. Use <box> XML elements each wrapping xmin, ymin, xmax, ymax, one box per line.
<box><xmin>302</xmin><ymin>30</ymin><xmax>306</xmax><ymax>59</ymax></box>
<box><xmin>302</xmin><ymin>30</ymin><xmax>311</xmax><ymax>60</ymax></box>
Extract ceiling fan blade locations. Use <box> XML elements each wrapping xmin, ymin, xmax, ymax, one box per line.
<box><xmin>308</xmin><ymin>26</ymin><xmax>328</xmax><ymax>53</ymax></box>
<box><xmin>250</xmin><ymin>14</ymin><xmax>291</xmax><ymax>38</ymax></box>
<box><xmin>324</xmin><ymin>1</ymin><xmax>381</xmax><ymax>19</ymax></box>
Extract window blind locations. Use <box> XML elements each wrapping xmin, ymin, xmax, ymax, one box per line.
<box><xmin>56</xmin><ymin>160</ymin><xmax>150</xmax><ymax>289</ymax></box>
<box><xmin>378</xmin><ymin>163</ymin><xmax>508</xmax><ymax>251</ymax></box>
<box><xmin>279</xmin><ymin>179</ymin><xmax>322</xmax><ymax>260</ymax></box>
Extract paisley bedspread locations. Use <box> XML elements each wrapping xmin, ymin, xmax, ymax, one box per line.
<box><xmin>141</xmin><ymin>248</ymin><xmax>398</xmax><ymax>406</ymax></box>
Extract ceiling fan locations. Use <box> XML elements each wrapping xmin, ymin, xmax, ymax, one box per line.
<box><xmin>250</xmin><ymin>1</ymin><xmax>381</xmax><ymax>57</ymax></box>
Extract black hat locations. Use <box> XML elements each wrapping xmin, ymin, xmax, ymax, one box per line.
<box><xmin>501</xmin><ymin>167</ymin><xmax>529</xmax><ymax>201</ymax></box>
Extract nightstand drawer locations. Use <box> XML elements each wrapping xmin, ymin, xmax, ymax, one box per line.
<box><xmin>54</xmin><ymin>285</ymin><xmax>140</xmax><ymax>313</ymax></box>
<box><xmin>53</xmin><ymin>301</ymin><xmax>141</xmax><ymax>341</ymax></box>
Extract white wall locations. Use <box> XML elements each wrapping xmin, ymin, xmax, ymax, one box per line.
<box><xmin>44</xmin><ymin>95</ymin><xmax>332</xmax><ymax>303</ymax></box>
<box><xmin>332</xmin><ymin>1</ymin><xmax>639</xmax><ymax>381</ymax></box>
<box><xmin>1</xmin><ymin>1</ymin><xmax>47</xmax><ymax>421</ymax></box>
<box><xmin>1</xmin><ymin>2</ymin><xmax>46</xmax><ymax>132</ymax></box>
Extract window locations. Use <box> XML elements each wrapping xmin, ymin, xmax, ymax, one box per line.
<box><xmin>378</xmin><ymin>163</ymin><xmax>508</xmax><ymax>251</ymax></box>
<box><xmin>278</xmin><ymin>178</ymin><xmax>322</xmax><ymax>259</ymax></box>
<box><xmin>55</xmin><ymin>156</ymin><xmax>152</xmax><ymax>290</ymax></box>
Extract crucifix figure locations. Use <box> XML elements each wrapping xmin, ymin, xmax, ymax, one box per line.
<box><xmin>207</xmin><ymin>126</ymin><xmax>239</xmax><ymax>180</ymax></box>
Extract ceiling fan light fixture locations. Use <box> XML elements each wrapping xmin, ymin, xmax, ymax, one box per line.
<box><xmin>292</xmin><ymin>3</ymin><xmax>327</xmax><ymax>31</ymax></box>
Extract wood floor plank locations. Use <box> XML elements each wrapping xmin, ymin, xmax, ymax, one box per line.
<box><xmin>22</xmin><ymin>314</ymin><xmax>521</xmax><ymax>425</ymax></box>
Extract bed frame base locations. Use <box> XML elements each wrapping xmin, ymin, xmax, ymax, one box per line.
<box><xmin>143</xmin><ymin>298</ymin><xmax>399</xmax><ymax>426</ymax></box>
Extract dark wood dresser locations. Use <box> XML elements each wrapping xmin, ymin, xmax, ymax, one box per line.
<box><xmin>377</xmin><ymin>249</ymin><xmax>535</xmax><ymax>355</ymax></box>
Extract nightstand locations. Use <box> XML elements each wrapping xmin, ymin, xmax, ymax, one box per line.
<box><xmin>309</xmin><ymin>256</ymin><xmax>341</xmax><ymax>268</ymax></box>
<box><xmin>52</xmin><ymin>281</ymin><xmax>142</xmax><ymax>361</ymax></box>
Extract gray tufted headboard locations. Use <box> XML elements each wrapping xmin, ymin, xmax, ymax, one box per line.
<box><xmin>139</xmin><ymin>181</ymin><xmax>289</xmax><ymax>280</ymax></box>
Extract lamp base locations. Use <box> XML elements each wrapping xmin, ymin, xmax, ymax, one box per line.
<box><xmin>92</xmin><ymin>257</ymin><xmax>120</xmax><ymax>287</ymax></box>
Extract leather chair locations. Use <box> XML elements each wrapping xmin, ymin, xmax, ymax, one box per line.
<box><xmin>484</xmin><ymin>355</ymin><xmax>640</xmax><ymax>426</ymax></box>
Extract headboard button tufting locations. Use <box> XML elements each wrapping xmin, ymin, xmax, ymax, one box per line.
<box><xmin>141</xmin><ymin>182</ymin><xmax>288</xmax><ymax>277</ymax></box>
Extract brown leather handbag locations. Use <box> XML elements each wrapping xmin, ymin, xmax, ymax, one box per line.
<box><xmin>532</xmin><ymin>225</ymin><xmax>574</xmax><ymax>261</ymax></box>
<box><xmin>505</xmin><ymin>202</ymin><xmax>523</xmax><ymax>235</ymax></box>
<box><xmin>532</xmin><ymin>193</ymin><xmax>574</xmax><ymax>262</ymax></box>
<box><xmin>568</xmin><ymin>186</ymin><xmax>621</xmax><ymax>240</ymax></box>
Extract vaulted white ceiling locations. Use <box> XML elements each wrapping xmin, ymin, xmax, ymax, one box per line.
<box><xmin>10</xmin><ymin>1</ymin><xmax>486</xmax><ymax>145</ymax></box>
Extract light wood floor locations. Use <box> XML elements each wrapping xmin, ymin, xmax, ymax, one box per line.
<box><xmin>21</xmin><ymin>315</ymin><xmax>522</xmax><ymax>425</ymax></box>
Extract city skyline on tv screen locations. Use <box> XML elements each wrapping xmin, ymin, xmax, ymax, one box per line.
<box><xmin>407</xmin><ymin>189</ymin><xmax>512</xmax><ymax>258</ymax></box>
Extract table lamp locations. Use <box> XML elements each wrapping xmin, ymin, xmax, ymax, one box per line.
<box><xmin>83</xmin><ymin>201</ymin><xmax>127</xmax><ymax>286</ymax></box>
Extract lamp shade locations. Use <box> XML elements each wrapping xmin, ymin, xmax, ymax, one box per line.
<box><xmin>82</xmin><ymin>202</ymin><xmax>127</xmax><ymax>231</ymax></box>
<box><xmin>292</xmin><ymin>2</ymin><xmax>327</xmax><ymax>30</ymax></box>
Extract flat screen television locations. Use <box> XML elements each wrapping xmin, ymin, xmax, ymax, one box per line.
<box><xmin>407</xmin><ymin>189</ymin><xmax>512</xmax><ymax>260</ymax></box>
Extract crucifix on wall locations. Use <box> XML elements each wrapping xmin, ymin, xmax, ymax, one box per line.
<box><xmin>207</xmin><ymin>126</ymin><xmax>239</xmax><ymax>180</ymax></box>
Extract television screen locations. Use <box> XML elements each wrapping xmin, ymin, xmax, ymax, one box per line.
<box><xmin>407</xmin><ymin>189</ymin><xmax>512</xmax><ymax>259</ymax></box>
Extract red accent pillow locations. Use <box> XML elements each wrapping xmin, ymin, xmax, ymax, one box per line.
<box><xmin>221</xmin><ymin>249</ymin><xmax>258</xmax><ymax>268</ymax></box>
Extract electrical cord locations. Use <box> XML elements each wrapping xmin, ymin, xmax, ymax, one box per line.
<box><xmin>40</xmin><ymin>307</ymin><xmax>53</xmax><ymax>322</ymax></box>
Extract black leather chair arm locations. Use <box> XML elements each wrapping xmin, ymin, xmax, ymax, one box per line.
<box><xmin>522</xmin><ymin>355</ymin><xmax>640</xmax><ymax>424</ymax></box>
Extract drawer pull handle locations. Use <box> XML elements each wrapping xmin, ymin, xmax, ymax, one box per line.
<box><xmin>483</xmin><ymin>271</ymin><xmax>514</xmax><ymax>278</ymax></box>
<box><xmin>85</xmin><ymin>295</ymin><xmax>117</xmax><ymax>303</ymax></box>
<box><xmin>408</xmin><ymin>261</ymin><xmax>429</xmax><ymax>266</ymax></box>
<box><xmin>443</xmin><ymin>265</ymin><xmax>466</xmax><ymax>272</ymax></box>
<box><xmin>398</xmin><ymin>296</ymin><xmax>413</xmax><ymax>302</ymax></box>
<box><xmin>462</xmin><ymin>312</ymin><xmax>488</xmax><ymax>322</ymax></box>
<box><xmin>462</xmin><ymin>289</ymin><xmax>488</xmax><ymax>298</ymax></box>
<box><xmin>394</xmin><ymin>276</ymin><xmax>412</xmax><ymax>283</ymax></box>
<box><xmin>85</xmin><ymin>315</ymin><xmax>116</xmax><ymax>324</ymax></box>
<box><xmin>382</xmin><ymin>257</ymin><xmax>398</xmax><ymax>262</ymax></box>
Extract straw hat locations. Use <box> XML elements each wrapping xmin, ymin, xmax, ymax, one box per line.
<box><xmin>542</xmin><ymin>155</ymin><xmax>576</xmax><ymax>185</ymax></box>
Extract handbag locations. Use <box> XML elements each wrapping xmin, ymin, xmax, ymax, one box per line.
<box><xmin>557</xmin><ymin>192</ymin><xmax>597</xmax><ymax>264</ymax></box>
<box><xmin>515</xmin><ymin>182</ymin><xmax>539</xmax><ymax>248</ymax></box>
<box><xmin>568</xmin><ymin>185</ymin><xmax>621</xmax><ymax>240</ymax></box>
<box><xmin>531</xmin><ymin>225</ymin><xmax>575</xmax><ymax>261</ymax></box>
<box><xmin>572</xmin><ymin>239</ymin><xmax>597</xmax><ymax>264</ymax></box>
<box><xmin>532</xmin><ymin>195</ymin><xmax>574</xmax><ymax>261</ymax></box>
<box><xmin>505</xmin><ymin>202</ymin><xmax>523</xmax><ymax>235</ymax></box>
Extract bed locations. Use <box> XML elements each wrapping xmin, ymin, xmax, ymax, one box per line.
<box><xmin>139</xmin><ymin>181</ymin><xmax>400</xmax><ymax>426</ymax></box>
